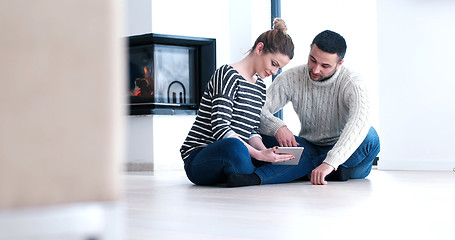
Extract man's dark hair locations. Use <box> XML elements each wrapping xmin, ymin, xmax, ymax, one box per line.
<box><xmin>311</xmin><ymin>30</ymin><xmax>347</xmax><ymax>61</ymax></box>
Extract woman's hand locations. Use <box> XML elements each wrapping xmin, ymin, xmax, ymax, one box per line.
<box><xmin>253</xmin><ymin>146</ymin><xmax>295</xmax><ymax>163</ymax></box>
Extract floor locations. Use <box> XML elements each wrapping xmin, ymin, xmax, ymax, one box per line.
<box><xmin>125</xmin><ymin>169</ymin><xmax>455</xmax><ymax>240</ymax></box>
<box><xmin>1</xmin><ymin>169</ymin><xmax>454</xmax><ymax>240</ymax></box>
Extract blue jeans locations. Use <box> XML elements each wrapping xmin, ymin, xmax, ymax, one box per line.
<box><xmin>255</xmin><ymin>127</ymin><xmax>380</xmax><ymax>184</ymax></box>
<box><xmin>184</xmin><ymin>138</ymin><xmax>255</xmax><ymax>185</ymax></box>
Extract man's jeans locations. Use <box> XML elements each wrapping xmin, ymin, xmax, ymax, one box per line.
<box><xmin>255</xmin><ymin>127</ymin><xmax>380</xmax><ymax>184</ymax></box>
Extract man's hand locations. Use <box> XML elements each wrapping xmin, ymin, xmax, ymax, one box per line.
<box><xmin>275</xmin><ymin>126</ymin><xmax>298</xmax><ymax>147</ymax></box>
<box><xmin>311</xmin><ymin>163</ymin><xmax>335</xmax><ymax>185</ymax></box>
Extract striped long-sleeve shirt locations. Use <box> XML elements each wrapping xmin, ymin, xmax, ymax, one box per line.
<box><xmin>180</xmin><ymin>64</ymin><xmax>266</xmax><ymax>161</ymax></box>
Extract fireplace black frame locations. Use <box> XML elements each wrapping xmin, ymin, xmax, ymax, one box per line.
<box><xmin>128</xmin><ymin>33</ymin><xmax>216</xmax><ymax>115</ymax></box>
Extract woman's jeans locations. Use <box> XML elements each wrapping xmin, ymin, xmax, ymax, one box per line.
<box><xmin>255</xmin><ymin>127</ymin><xmax>380</xmax><ymax>184</ymax></box>
<box><xmin>184</xmin><ymin>138</ymin><xmax>255</xmax><ymax>185</ymax></box>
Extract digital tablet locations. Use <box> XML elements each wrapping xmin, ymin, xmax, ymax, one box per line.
<box><xmin>273</xmin><ymin>147</ymin><xmax>304</xmax><ymax>165</ymax></box>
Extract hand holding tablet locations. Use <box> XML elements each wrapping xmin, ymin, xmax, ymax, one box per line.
<box><xmin>273</xmin><ymin>147</ymin><xmax>304</xmax><ymax>165</ymax></box>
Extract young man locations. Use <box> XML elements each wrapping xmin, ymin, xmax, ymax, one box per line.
<box><xmin>227</xmin><ymin>30</ymin><xmax>380</xmax><ymax>187</ymax></box>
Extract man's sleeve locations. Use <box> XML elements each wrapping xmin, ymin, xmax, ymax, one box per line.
<box><xmin>258</xmin><ymin>72</ymin><xmax>293</xmax><ymax>136</ymax></box>
<box><xmin>323</xmin><ymin>79</ymin><xmax>371</xmax><ymax>170</ymax></box>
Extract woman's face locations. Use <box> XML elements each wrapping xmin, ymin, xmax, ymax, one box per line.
<box><xmin>256</xmin><ymin>50</ymin><xmax>291</xmax><ymax>79</ymax></box>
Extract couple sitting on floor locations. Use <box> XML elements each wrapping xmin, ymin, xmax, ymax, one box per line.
<box><xmin>180</xmin><ymin>18</ymin><xmax>380</xmax><ymax>187</ymax></box>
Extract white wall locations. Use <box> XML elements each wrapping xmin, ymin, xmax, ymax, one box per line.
<box><xmin>150</xmin><ymin>0</ymin><xmax>270</xmax><ymax>68</ymax></box>
<box><xmin>377</xmin><ymin>0</ymin><xmax>455</xmax><ymax>171</ymax></box>
<box><xmin>280</xmin><ymin>0</ymin><xmax>379</xmax><ymax>136</ymax></box>
<box><xmin>125</xmin><ymin>0</ymin><xmax>151</xmax><ymax>36</ymax></box>
<box><xmin>125</xmin><ymin>0</ymin><xmax>270</xmax><ymax>170</ymax></box>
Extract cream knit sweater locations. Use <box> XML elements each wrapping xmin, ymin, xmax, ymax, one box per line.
<box><xmin>259</xmin><ymin>64</ymin><xmax>371</xmax><ymax>169</ymax></box>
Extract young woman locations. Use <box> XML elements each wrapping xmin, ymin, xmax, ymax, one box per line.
<box><xmin>180</xmin><ymin>18</ymin><xmax>295</xmax><ymax>186</ymax></box>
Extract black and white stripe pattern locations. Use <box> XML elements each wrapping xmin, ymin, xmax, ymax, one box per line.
<box><xmin>180</xmin><ymin>65</ymin><xmax>266</xmax><ymax>160</ymax></box>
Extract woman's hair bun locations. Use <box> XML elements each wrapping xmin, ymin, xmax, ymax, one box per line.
<box><xmin>250</xmin><ymin>17</ymin><xmax>294</xmax><ymax>59</ymax></box>
<box><xmin>273</xmin><ymin>18</ymin><xmax>288</xmax><ymax>34</ymax></box>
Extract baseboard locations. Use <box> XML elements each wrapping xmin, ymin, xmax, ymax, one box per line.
<box><xmin>126</xmin><ymin>162</ymin><xmax>154</xmax><ymax>171</ymax></box>
<box><xmin>378</xmin><ymin>160</ymin><xmax>455</xmax><ymax>171</ymax></box>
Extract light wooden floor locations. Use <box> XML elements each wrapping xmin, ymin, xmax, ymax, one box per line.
<box><xmin>1</xmin><ymin>169</ymin><xmax>454</xmax><ymax>240</ymax></box>
<box><xmin>125</xmin><ymin>169</ymin><xmax>455</xmax><ymax>240</ymax></box>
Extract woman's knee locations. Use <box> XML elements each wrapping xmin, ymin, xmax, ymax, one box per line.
<box><xmin>217</xmin><ymin>138</ymin><xmax>249</xmax><ymax>159</ymax></box>
<box><xmin>219</xmin><ymin>138</ymin><xmax>254</xmax><ymax>173</ymax></box>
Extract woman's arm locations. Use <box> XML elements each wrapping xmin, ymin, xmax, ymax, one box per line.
<box><xmin>248</xmin><ymin>135</ymin><xmax>266</xmax><ymax>151</ymax></box>
<box><xmin>230</xmin><ymin>135</ymin><xmax>294</xmax><ymax>163</ymax></box>
<box><xmin>208</xmin><ymin>66</ymin><xmax>240</xmax><ymax>140</ymax></box>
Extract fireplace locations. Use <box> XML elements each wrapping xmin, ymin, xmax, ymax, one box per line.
<box><xmin>128</xmin><ymin>33</ymin><xmax>216</xmax><ymax>115</ymax></box>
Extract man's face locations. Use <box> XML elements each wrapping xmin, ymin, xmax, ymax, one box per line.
<box><xmin>307</xmin><ymin>44</ymin><xmax>343</xmax><ymax>81</ymax></box>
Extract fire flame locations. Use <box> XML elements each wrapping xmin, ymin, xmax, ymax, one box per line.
<box><xmin>131</xmin><ymin>66</ymin><xmax>154</xmax><ymax>96</ymax></box>
<box><xmin>143</xmin><ymin>67</ymin><xmax>148</xmax><ymax>77</ymax></box>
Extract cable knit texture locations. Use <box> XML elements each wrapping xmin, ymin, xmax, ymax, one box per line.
<box><xmin>259</xmin><ymin>64</ymin><xmax>370</xmax><ymax>170</ymax></box>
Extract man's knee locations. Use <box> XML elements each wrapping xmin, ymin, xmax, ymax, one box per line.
<box><xmin>366</xmin><ymin>127</ymin><xmax>380</xmax><ymax>149</ymax></box>
<box><xmin>349</xmin><ymin>165</ymin><xmax>373</xmax><ymax>179</ymax></box>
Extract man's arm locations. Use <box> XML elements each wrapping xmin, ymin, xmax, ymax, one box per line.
<box><xmin>258</xmin><ymin>69</ymin><xmax>299</xmax><ymax>147</ymax></box>
<box><xmin>323</xmin><ymin>80</ymin><xmax>371</xmax><ymax>170</ymax></box>
<box><xmin>311</xmin><ymin>78</ymin><xmax>371</xmax><ymax>185</ymax></box>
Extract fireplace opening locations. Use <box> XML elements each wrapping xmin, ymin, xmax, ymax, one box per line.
<box><xmin>128</xmin><ymin>33</ymin><xmax>216</xmax><ymax>115</ymax></box>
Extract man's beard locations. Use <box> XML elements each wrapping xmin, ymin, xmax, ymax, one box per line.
<box><xmin>308</xmin><ymin>68</ymin><xmax>337</xmax><ymax>82</ymax></box>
